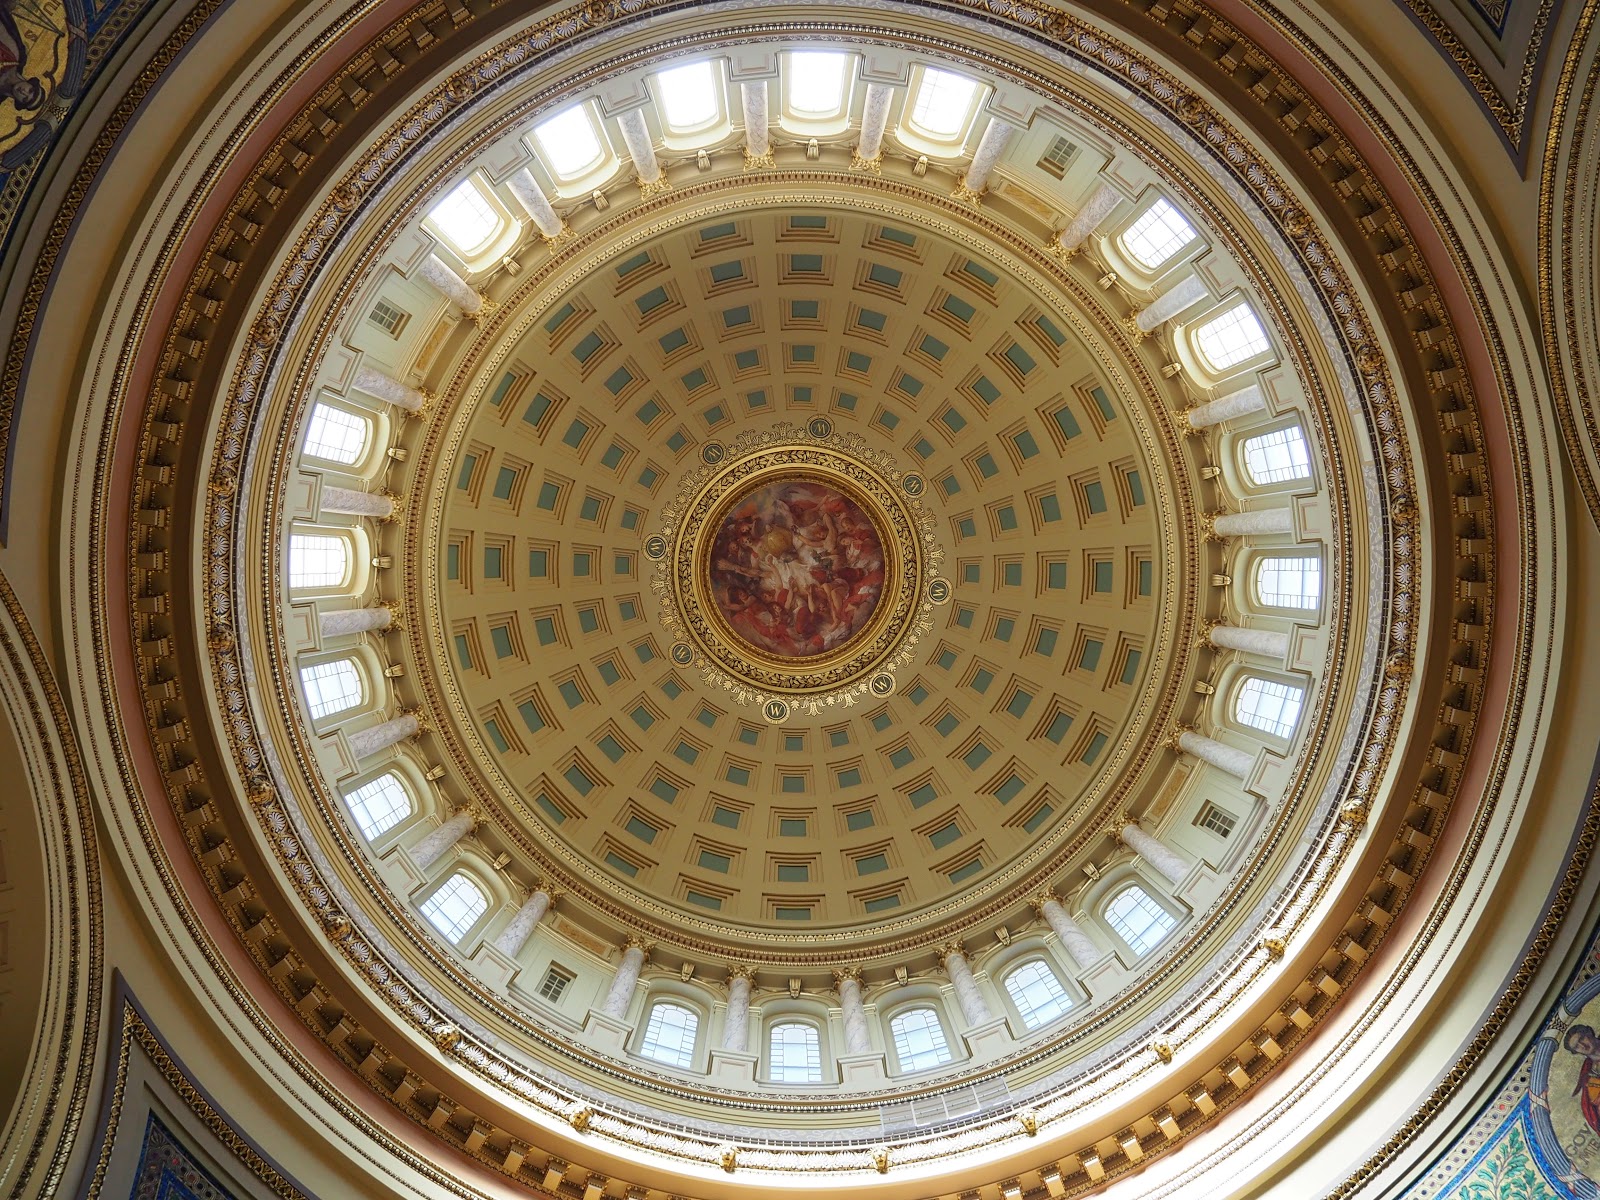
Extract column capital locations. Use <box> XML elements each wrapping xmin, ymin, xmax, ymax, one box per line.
<box><xmin>1044</xmin><ymin>230</ymin><xmax>1081</xmax><ymax>262</ymax></box>
<box><xmin>727</xmin><ymin>963</ymin><xmax>754</xmax><ymax>983</ymax></box>
<box><xmin>831</xmin><ymin>966</ymin><xmax>862</xmax><ymax>989</ymax></box>
<box><xmin>379</xmin><ymin>601</ymin><xmax>404</xmax><ymax>629</ymax></box>
<box><xmin>742</xmin><ymin>147</ymin><xmax>776</xmax><ymax>171</ymax></box>
<box><xmin>461</xmin><ymin>295</ymin><xmax>498</xmax><ymax>324</ymax></box>
<box><xmin>622</xmin><ymin>936</ymin><xmax>654</xmax><ymax>958</ymax></box>
<box><xmin>1031</xmin><ymin>891</ymin><xmax>1060</xmax><ymax>915</ymax></box>
<box><xmin>938</xmin><ymin>942</ymin><xmax>967</xmax><ymax>964</ymax></box>
<box><xmin>637</xmin><ymin>174</ymin><xmax>672</xmax><ymax>200</ymax></box>
<box><xmin>399</xmin><ymin>705</ymin><xmax>430</xmax><ymax>736</ymax></box>
<box><xmin>452</xmin><ymin>803</ymin><xmax>480</xmax><ymax>831</ymax></box>
<box><xmin>1121</xmin><ymin>310</ymin><xmax>1151</xmax><ymax>342</ymax></box>
<box><xmin>1167</xmin><ymin>723</ymin><xmax>1193</xmax><ymax>753</ymax></box>
<box><xmin>398</xmin><ymin>387</ymin><xmax>436</xmax><ymax>419</ymax></box>
<box><xmin>849</xmin><ymin>150</ymin><xmax>883</xmax><ymax>173</ymax></box>
<box><xmin>951</xmin><ymin>176</ymin><xmax>985</xmax><ymax>206</ymax></box>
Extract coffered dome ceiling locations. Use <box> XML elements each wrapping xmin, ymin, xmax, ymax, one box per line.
<box><xmin>61</xmin><ymin>0</ymin><xmax>1556</xmax><ymax>1195</ymax></box>
<box><xmin>426</xmin><ymin>205</ymin><xmax>1177</xmax><ymax>940</ymax></box>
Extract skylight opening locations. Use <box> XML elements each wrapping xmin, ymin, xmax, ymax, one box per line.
<box><xmin>1194</xmin><ymin>301</ymin><xmax>1272</xmax><ymax>371</ymax></box>
<box><xmin>299</xmin><ymin>659</ymin><xmax>364</xmax><ymax>720</ymax></box>
<box><xmin>1105</xmin><ymin>885</ymin><xmax>1176</xmax><ymax>956</ymax></box>
<box><xmin>535</xmin><ymin>105</ymin><xmax>605</xmax><ymax>178</ymax></box>
<box><xmin>1121</xmin><ymin>198</ymin><xmax>1198</xmax><ymax>270</ymax></box>
<box><xmin>288</xmin><ymin>534</ymin><xmax>350</xmax><ymax>590</ymax></box>
<box><xmin>890</xmin><ymin>1007</ymin><xmax>953</xmax><ymax>1071</ymax></box>
<box><xmin>1234</xmin><ymin>677</ymin><xmax>1305</xmax><ymax>738</ymax></box>
<box><xmin>344</xmin><ymin>774</ymin><xmax>412</xmax><ymax>841</ymax></box>
<box><xmin>428</xmin><ymin>180</ymin><xmax>500</xmax><ymax>254</ymax></box>
<box><xmin>1255</xmin><ymin>555</ymin><xmax>1321</xmax><ymax>609</ymax></box>
<box><xmin>302</xmin><ymin>403</ymin><xmax>369</xmax><ymax>465</ymax></box>
<box><xmin>788</xmin><ymin>51</ymin><xmax>848</xmax><ymax>115</ymax></box>
<box><xmin>419</xmin><ymin>874</ymin><xmax>488</xmax><ymax>944</ymax></box>
<box><xmin>657</xmin><ymin>60</ymin><xmax>719</xmax><ymax>129</ymax></box>
<box><xmin>909</xmin><ymin>67</ymin><xmax>979</xmax><ymax>138</ymax></box>
<box><xmin>1242</xmin><ymin>425</ymin><xmax>1313</xmax><ymax>485</ymax></box>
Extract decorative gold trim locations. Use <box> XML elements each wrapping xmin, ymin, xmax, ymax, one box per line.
<box><xmin>650</xmin><ymin>424</ymin><xmax>938</xmax><ymax>706</ymax></box>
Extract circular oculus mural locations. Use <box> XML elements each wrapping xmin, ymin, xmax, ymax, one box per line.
<box><xmin>653</xmin><ymin>426</ymin><xmax>939</xmax><ymax>703</ymax></box>
<box><xmin>706</xmin><ymin>479</ymin><xmax>887</xmax><ymax>661</ymax></box>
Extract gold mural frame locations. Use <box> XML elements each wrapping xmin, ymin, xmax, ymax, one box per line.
<box><xmin>651</xmin><ymin>422</ymin><xmax>940</xmax><ymax>709</ymax></box>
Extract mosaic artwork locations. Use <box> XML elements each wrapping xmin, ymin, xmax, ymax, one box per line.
<box><xmin>707</xmin><ymin>479</ymin><xmax>885</xmax><ymax>659</ymax></box>
<box><xmin>1405</xmin><ymin>907</ymin><xmax>1600</xmax><ymax>1199</ymax></box>
<box><xmin>0</xmin><ymin>0</ymin><xmax>61</xmax><ymax>148</ymax></box>
<box><xmin>131</xmin><ymin>1111</ymin><xmax>241</xmax><ymax>1200</ymax></box>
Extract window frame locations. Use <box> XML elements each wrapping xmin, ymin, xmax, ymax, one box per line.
<box><xmin>886</xmin><ymin>1002</ymin><xmax>956</xmax><ymax>1074</ymax></box>
<box><xmin>636</xmin><ymin>998</ymin><xmax>703</xmax><ymax>1070</ymax></box>
<box><xmin>1231</xmin><ymin>673</ymin><xmax>1307</xmax><ymax>741</ymax></box>
<box><xmin>894</xmin><ymin>63</ymin><xmax>987</xmax><ymax>158</ymax></box>
<box><xmin>297</xmin><ymin>655</ymin><xmax>367</xmax><ymax>722</ymax></box>
<box><xmin>1238</xmin><ymin>421</ymin><xmax>1315</xmax><ymax>488</ymax></box>
<box><xmin>904</xmin><ymin>65</ymin><xmax>982</xmax><ymax>142</ymax></box>
<box><xmin>417</xmin><ymin>871</ymin><xmax>491</xmax><ymax>945</ymax></box>
<box><xmin>1102</xmin><ymin>881</ymin><xmax>1179</xmax><ymax>958</ymax></box>
<box><xmin>765</xmin><ymin>1019</ymin><xmax>825</xmax><ymax>1084</ymax></box>
<box><xmin>529</xmin><ymin>101</ymin><xmax>620</xmax><ymax>196</ymax></box>
<box><xmin>1249</xmin><ymin>551</ymin><xmax>1324</xmax><ymax>613</ymax></box>
<box><xmin>425</xmin><ymin>177</ymin><xmax>505</xmax><ymax>258</ymax></box>
<box><xmin>287</xmin><ymin>530</ymin><xmax>355</xmax><ymax>594</ymax></box>
<box><xmin>1117</xmin><ymin>195</ymin><xmax>1201</xmax><ymax>275</ymax></box>
<box><xmin>1001</xmin><ymin>957</ymin><xmax>1075</xmax><ymax>1031</ymax></box>
<box><xmin>341</xmin><ymin>771</ymin><xmax>414</xmax><ymax>843</ymax></box>
<box><xmin>1188</xmin><ymin>298</ymin><xmax>1275</xmax><ymax>377</ymax></box>
<box><xmin>301</xmin><ymin>401</ymin><xmax>375</xmax><ymax>470</ymax></box>
<box><xmin>649</xmin><ymin>58</ymin><xmax>730</xmax><ymax>147</ymax></box>
<box><xmin>779</xmin><ymin>50</ymin><xmax>855</xmax><ymax>136</ymax></box>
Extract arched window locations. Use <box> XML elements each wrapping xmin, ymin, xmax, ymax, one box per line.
<box><xmin>428</xmin><ymin>179</ymin><xmax>501</xmax><ymax>255</ymax></box>
<box><xmin>786</xmin><ymin>51</ymin><xmax>848</xmax><ymax>117</ymax></box>
<box><xmin>639</xmin><ymin>1001</ymin><xmax>699</xmax><ymax>1068</ymax></box>
<box><xmin>1255</xmin><ymin>555</ymin><xmax>1321</xmax><ymax>610</ymax></box>
<box><xmin>1104</xmin><ymin>884</ymin><xmax>1177</xmax><ymax>956</ymax></box>
<box><xmin>1003</xmin><ymin>959</ymin><xmax>1073</xmax><ymax>1029</ymax></box>
<box><xmin>889</xmin><ymin>1006</ymin><xmax>952</xmax><ymax>1072</ymax></box>
<box><xmin>303</xmin><ymin>403</ymin><xmax>370</xmax><ymax>465</ymax></box>
<box><xmin>656</xmin><ymin>60</ymin><xmax>719</xmax><ymax>130</ymax></box>
<box><xmin>534</xmin><ymin>105</ymin><xmax>605</xmax><ymax>179</ymax></box>
<box><xmin>1242</xmin><ymin>425</ymin><xmax>1313</xmax><ymax>485</ymax></box>
<box><xmin>419</xmin><ymin>873</ymin><xmax>488</xmax><ymax>943</ymax></box>
<box><xmin>299</xmin><ymin>658</ymin><xmax>363</xmax><ymax>720</ymax></box>
<box><xmin>908</xmin><ymin>67</ymin><xmax>979</xmax><ymax>139</ymax></box>
<box><xmin>1234</xmin><ymin>676</ymin><xmax>1306</xmax><ymax>738</ymax></box>
<box><xmin>1193</xmin><ymin>301</ymin><xmax>1271</xmax><ymax>372</ymax></box>
<box><xmin>288</xmin><ymin>533</ymin><xmax>350</xmax><ymax>590</ymax></box>
<box><xmin>1121</xmin><ymin>198</ymin><xmax>1197</xmax><ymax>271</ymax></box>
<box><xmin>768</xmin><ymin>1022</ymin><xmax>822</xmax><ymax>1083</ymax></box>
<box><xmin>343</xmin><ymin>773</ymin><xmax>412</xmax><ymax>840</ymax></box>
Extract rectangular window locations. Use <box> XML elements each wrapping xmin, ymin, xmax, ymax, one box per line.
<box><xmin>1037</xmin><ymin>134</ymin><xmax>1077</xmax><ymax>177</ymax></box>
<box><xmin>368</xmin><ymin>298</ymin><xmax>409</xmax><ymax>336</ymax></box>
<box><xmin>538</xmin><ymin>965</ymin><xmax>575</xmax><ymax>1002</ymax></box>
<box><xmin>1197</xmin><ymin>802</ymin><xmax>1237</xmax><ymax>838</ymax></box>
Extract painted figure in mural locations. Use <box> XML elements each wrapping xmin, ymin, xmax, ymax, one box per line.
<box><xmin>708</xmin><ymin>480</ymin><xmax>886</xmax><ymax>660</ymax></box>
<box><xmin>0</xmin><ymin>0</ymin><xmax>47</xmax><ymax>111</ymax></box>
<box><xmin>1566</xmin><ymin>1024</ymin><xmax>1600</xmax><ymax>1136</ymax></box>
